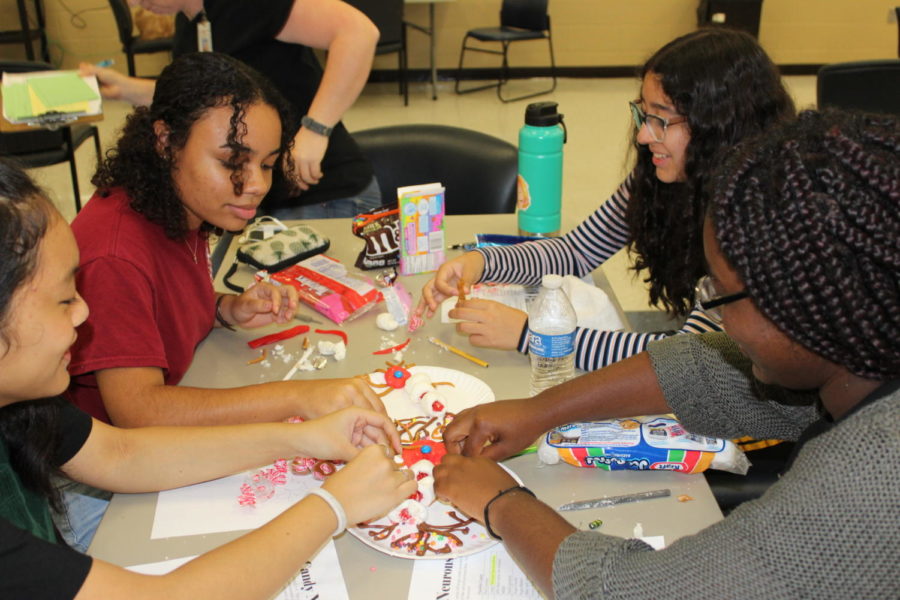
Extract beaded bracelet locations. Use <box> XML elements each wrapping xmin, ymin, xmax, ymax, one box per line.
<box><xmin>483</xmin><ymin>485</ymin><xmax>536</xmax><ymax>540</ymax></box>
<box><xmin>214</xmin><ymin>294</ymin><xmax>236</xmax><ymax>331</ymax></box>
<box><xmin>307</xmin><ymin>488</ymin><xmax>347</xmax><ymax>537</ymax></box>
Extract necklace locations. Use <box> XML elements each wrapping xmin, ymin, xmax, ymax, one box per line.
<box><xmin>184</xmin><ymin>236</ymin><xmax>199</xmax><ymax>264</ymax></box>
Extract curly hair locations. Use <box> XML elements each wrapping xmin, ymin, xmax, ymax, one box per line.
<box><xmin>626</xmin><ymin>28</ymin><xmax>795</xmax><ymax>317</ymax></box>
<box><xmin>711</xmin><ymin>109</ymin><xmax>900</xmax><ymax>380</ymax></box>
<box><xmin>0</xmin><ymin>158</ymin><xmax>64</xmax><ymax>510</ymax></box>
<box><xmin>92</xmin><ymin>52</ymin><xmax>297</xmax><ymax>239</ymax></box>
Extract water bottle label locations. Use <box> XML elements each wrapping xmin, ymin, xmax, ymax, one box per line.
<box><xmin>529</xmin><ymin>330</ymin><xmax>574</xmax><ymax>358</ymax></box>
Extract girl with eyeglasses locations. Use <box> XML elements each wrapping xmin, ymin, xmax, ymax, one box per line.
<box><xmin>434</xmin><ymin>109</ymin><xmax>900</xmax><ymax>600</ymax></box>
<box><xmin>416</xmin><ymin>28</ymin><xmax>795</xmax><ymax>371</ymax></box>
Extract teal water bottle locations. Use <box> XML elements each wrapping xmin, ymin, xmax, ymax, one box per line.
<box><xmin>517</xmin><ymin>101</ymin><xmax>566</xmax><ymax>237</ymax></box>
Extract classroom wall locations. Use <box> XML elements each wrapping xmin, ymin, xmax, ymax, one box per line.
<box><xmin>0</xmin><ymin>0</ymin><xmax>897</xmax><ymax>74</ymax></box>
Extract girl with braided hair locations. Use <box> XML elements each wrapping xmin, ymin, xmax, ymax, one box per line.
<box><xmin>432</xmin><ymin>109</ymin><xmax>900</xmax><ymax>599</ymax></box>
<box><xmin>416</xmin><ymin>28</ymin><xmax>795</xmax><ymax>372</ymax></box>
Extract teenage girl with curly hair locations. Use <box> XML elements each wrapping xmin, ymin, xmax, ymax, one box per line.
<box><xmin>417</xmin><ymin>28</ymin><xmax>795</xmax><ymax>371</ymax></box>
<box><xmin>64</xmin><ymin>53</ymin><xmax>388</xmax><ymax>550</ymax></box>
<box><xmin>0</xmin><ymin>158</ymin><xmax>416</xmax><ymax>598</ymax></box>
<box><xmin>433</xmin><ymin>109</ymin><xmax>900</xmax><ymax>599</ymax></box>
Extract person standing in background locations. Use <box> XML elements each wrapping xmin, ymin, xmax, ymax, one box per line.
<box><xmin>84</xmin><ymin>0</ymin><xmax>383</xmax><ymax>219</ymax></box>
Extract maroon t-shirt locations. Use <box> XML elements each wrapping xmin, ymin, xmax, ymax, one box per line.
<box><xmin>66</xmin><ymin>188</ymin><xmax>215</xmax><ymax>423</ymax></box>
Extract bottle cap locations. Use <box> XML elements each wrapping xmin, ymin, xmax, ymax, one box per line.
<box><xmin>541</xmin><ymin>274</ymin><xmax>563</xmax><ymax>289</ymax></box>
<box><xmin>525</xmin><ymin>101</ymin><xmax>563</xmax><ymax>127</ymax></box>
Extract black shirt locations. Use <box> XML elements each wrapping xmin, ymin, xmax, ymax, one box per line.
<box><xmin>0</xmin><ymin>400</ymin><xmax>93</xmax><ymax>599</ymax></box>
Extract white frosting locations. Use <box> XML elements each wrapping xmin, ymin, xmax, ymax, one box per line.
<box><xmin>376</xmin><ymin>312</ymin><xmax>399</xmax><ymax>331</ymax></box>
<box><xmin>388</xmin><ymin>498</ymin><xmax>427</xmax><ymax>525</ymax></box>
<box><xmin>420</xmin><ymin>391</ymin><xmax>447</xmax><ymax>419</ymax></box>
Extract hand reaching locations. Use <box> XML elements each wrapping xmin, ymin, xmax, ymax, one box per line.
<box><xmin>433</xmin><ymin>455</ymin><xmax>518</xmax><ymax>522</ymax></box>
<box><xmin>444</xmin><ymin>398</ymin><xmax>550</xmax><ymax>460</ymax></box>
<box><xmin>293</xmin><ymin>377</ymin><xmax>387</xmax><ymax>418</ymax></box>
<box><xmin>449</xmin><ymin>299</ymin><xmax>527</xmax><ymax>350</ymax></box>
<box><xmin>415</xmin><ymin>252</ymin><xmax>486</xmax><ymax>318</ymax></box>
<box><xmin>293</xmin><ymin>407</ymin><xmax>401</xmax><ymax>461</ymax></box>
<box><xmin>228</xmin><ymin>282</ymin><xmax>299</xmax><ymax>329</ymax></box>
<box><xmin>323</xmin><ymin>444</ymin><xmax>417</xmax><ymax>525</ymax></box>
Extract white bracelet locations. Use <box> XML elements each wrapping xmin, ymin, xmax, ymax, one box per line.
<box><xmin>307</xmin><ymin>488</ymin><xmax>347</xmax><ymax>537</ymax></box>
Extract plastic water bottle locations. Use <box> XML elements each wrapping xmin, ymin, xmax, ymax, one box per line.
<box><xmin>517</xmin><ymin>101</ymin><xmax>566</xmax><ymax>237</ymax></box>
<box><xmin>528</xmin><ymin>274</ymin><xmax>576</xmax><ymax>395</ymax></box>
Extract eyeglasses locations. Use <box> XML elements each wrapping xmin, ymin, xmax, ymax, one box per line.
<box><xmin>696</xmin><ymin>275</ymin><xmax>749</xmax><ymax>322</ymax></box>
<box><xmin>629</xmin><ymin>100</ymin><xmax>687</xmax><ymax>143</ymax></box>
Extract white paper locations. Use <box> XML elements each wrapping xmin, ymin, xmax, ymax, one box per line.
<box><xmin>152</xmin><ymin>469</ymin><xmax>322</xmax><ymax>539</ymax></box>
<box><xmin>127</xmin><ymin>540</ymin><xmax>349</xmax><ymax>599</ymax></box>
<box><xmin>408</xmin><ymin>544</ymin><xmax>545</xmax><ymax>600</ymax></box>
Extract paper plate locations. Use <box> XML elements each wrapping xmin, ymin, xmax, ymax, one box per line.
<box><xmin>348</xmin><ymin>365</ymin><xmax>516</xmax><ymax>559</ymax></box>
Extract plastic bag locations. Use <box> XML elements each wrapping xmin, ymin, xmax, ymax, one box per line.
<box><xmin>537</xmin><ymin>415</ymin><xmax>750</xmax><ymax>474</ymax></box>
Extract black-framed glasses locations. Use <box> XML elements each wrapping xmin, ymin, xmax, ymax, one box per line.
<box><xmin>628</xmin><ymin>100</ymin><xmax>687</xmax><ymax>143</ymax></box>
<box><xmin>696</xmin><ymin>275</ymin><xmax>749</xmax><ymax>322</ymax></box>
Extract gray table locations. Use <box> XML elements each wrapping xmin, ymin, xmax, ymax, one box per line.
<box><xmin>89</xmin><ymin>214</ymin><xmax>722</xmax><ymax>597</ymax></box>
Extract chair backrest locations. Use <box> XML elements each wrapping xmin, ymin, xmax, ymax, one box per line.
<box><xmin>107</xmin><ymin>0</ymin><xmax>136</xmax><ymax>49</ymax></box>
<box><xmin>353</xmin><ymin>124</ymin><xmax>518</xmax><ymax>215</ymax></box>
<box><xmin>0</xmin><ymin>60</ymin><xmax>65</xmax><ymax>155</ymax></box>
<box><xmin>343</xmin><ymin>0</ymin><xmax>403</xmax><ymax>52</ymax></box>
<box><xmin>500</xmin><ymin>0</ymin><xmax>550</xmax><ymax>31</ymax></box>
<box><xmin>816</xmin><ymin>59</ymin><xmax>900</xmax><ymax>116</ymax></box>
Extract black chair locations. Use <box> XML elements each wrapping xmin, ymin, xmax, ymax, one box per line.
<box><xmin>0</xmin><ymin>60</ymin><xmax>101</xmax><ymax>213</ymax></box>
<box><xmin>107</xmin><ymin>0</ymin><xmax>174</xmax><ymax>77</ymax></box>
<box><xmin>353</xmin><ymin>124</ymin><xmax>517</xmax><ymax>214</ymax></box>
<box><xmin>455</xmin><ymin>0</ymin><xmax>556</xmax><ymax>103</ymax></box>
<box><xmin>816</xmin><ymin>59</ymin><xmax>900</xmax><ymax>116</ymax></box>
<box><xmin>345</xmin><ymin>0</ymin><xmax>408</xmax><ymax>105</ymax></box>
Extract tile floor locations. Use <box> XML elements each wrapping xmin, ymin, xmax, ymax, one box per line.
<box><xmin>26</xmin><ymin>75</ymin><xmax>817</xmax><ymax>323</ymax></box>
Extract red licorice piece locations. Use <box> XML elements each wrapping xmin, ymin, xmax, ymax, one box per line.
<box><xmin>372</xmin><ymin>337</ymin><xmax>411</xmax><ymax>355</ymax></box>
<box><xmin>247</xmin><ymin>325</ymin><xmax>310</xmax><ymax>349</ymax></box>
<box><xmin>315</xmin><ymin>328</ymin><xmax>348</xmax><ymax>345</ymax></box>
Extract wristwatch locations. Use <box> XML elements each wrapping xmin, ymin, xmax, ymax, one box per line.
<box><xmin>301</xmin><ymin>115</ymin><xmax>334</xmax><ymax>137</ymax></box>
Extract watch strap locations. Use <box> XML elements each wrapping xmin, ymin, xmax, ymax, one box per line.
<box><xmin>301</xmin><ymin>115</ymin><xmax>334</xmax><ymax>137</ymax></box>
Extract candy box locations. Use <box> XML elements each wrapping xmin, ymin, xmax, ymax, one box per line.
<box><xmin>537</xmin><ymin>415</ymin><xmax>750</xmax><ymax>474</ymax></box>
<box><xmin>258</xmin><ymin>255</ymin><xmax>381</xmax><ymax>324</ymax></box>
<box><xmin>397</xmin><ymin>182</ymin><xmax>446</xmax><ymax>276</ymax></box>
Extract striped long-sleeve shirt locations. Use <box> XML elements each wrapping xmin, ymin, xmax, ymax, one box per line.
<box><xmin>476</xmin><ymin>174</ymin><xmax>722</xmax><ymax>371</ymax></box>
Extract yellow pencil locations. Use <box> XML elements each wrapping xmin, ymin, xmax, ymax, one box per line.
<box><xmin>428</xmin><ymin>336</ymin><xmax>489</xmax><ymax>368</ymax></box>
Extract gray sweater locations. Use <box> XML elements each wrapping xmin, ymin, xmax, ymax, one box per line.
<box><xmin>552</xmin><ymin>332</ymin><xmax>900</xmax><ymax>600</ymax></box>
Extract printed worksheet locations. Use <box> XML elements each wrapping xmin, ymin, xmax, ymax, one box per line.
<box><xmin>407</xmin><ymin>544</ymin><xmax>545</xmax><ymax>600</ymax></box>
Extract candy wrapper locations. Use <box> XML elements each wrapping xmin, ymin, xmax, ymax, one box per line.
<box><xmin>537</xmin><ymin>416</ymin><xmax>750</xmax><ymax>474</ymax></box>
<box><xmin>258</xmin><ymin>255</ymin><xmax>381</xmax><ymax>324</ymax></box>
<box><xmin>352</xmin><ymin>204</ymin><xmax>400</xmax><ymax>270</ymax></box>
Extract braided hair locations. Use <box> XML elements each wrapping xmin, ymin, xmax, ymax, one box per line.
<box><xmin>627</xmin><ymin>28</ymin><xmax>795</xmax><ymax>317</ymax></box>
<box><xmin>92</xmin><ymin>52</ymin><xmax>297</xmax><ymax>239</ymax></box>
<box><xmin>711</xmin><ymin>109</ymin><xmax>900</xmax><ymax>380</ymax></box>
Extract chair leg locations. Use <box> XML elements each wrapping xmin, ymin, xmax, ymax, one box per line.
<box><xmin>455</xmin><ymin>35</ymin><xmax>504</xmax><ymax>96</ymax></box>
<box><xmin>497</xmin><ymin>32</ymin><xmax>557</xmax><ymax>103</ymax></box>
<box><xmin>127</xmin><ymin>51</ymin><xmax>136</xmax><ymax>77</ymax></box>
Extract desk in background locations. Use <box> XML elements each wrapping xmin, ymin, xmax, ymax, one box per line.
<box><xmin>404</xmin><ymin>0</ymin><xmax>456</xmax><ymax>100</ymax></box>
<box><xmin>88</xmin><ymin>214</ymin><xmax>722</xmax><ymax>598</ymax></box>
